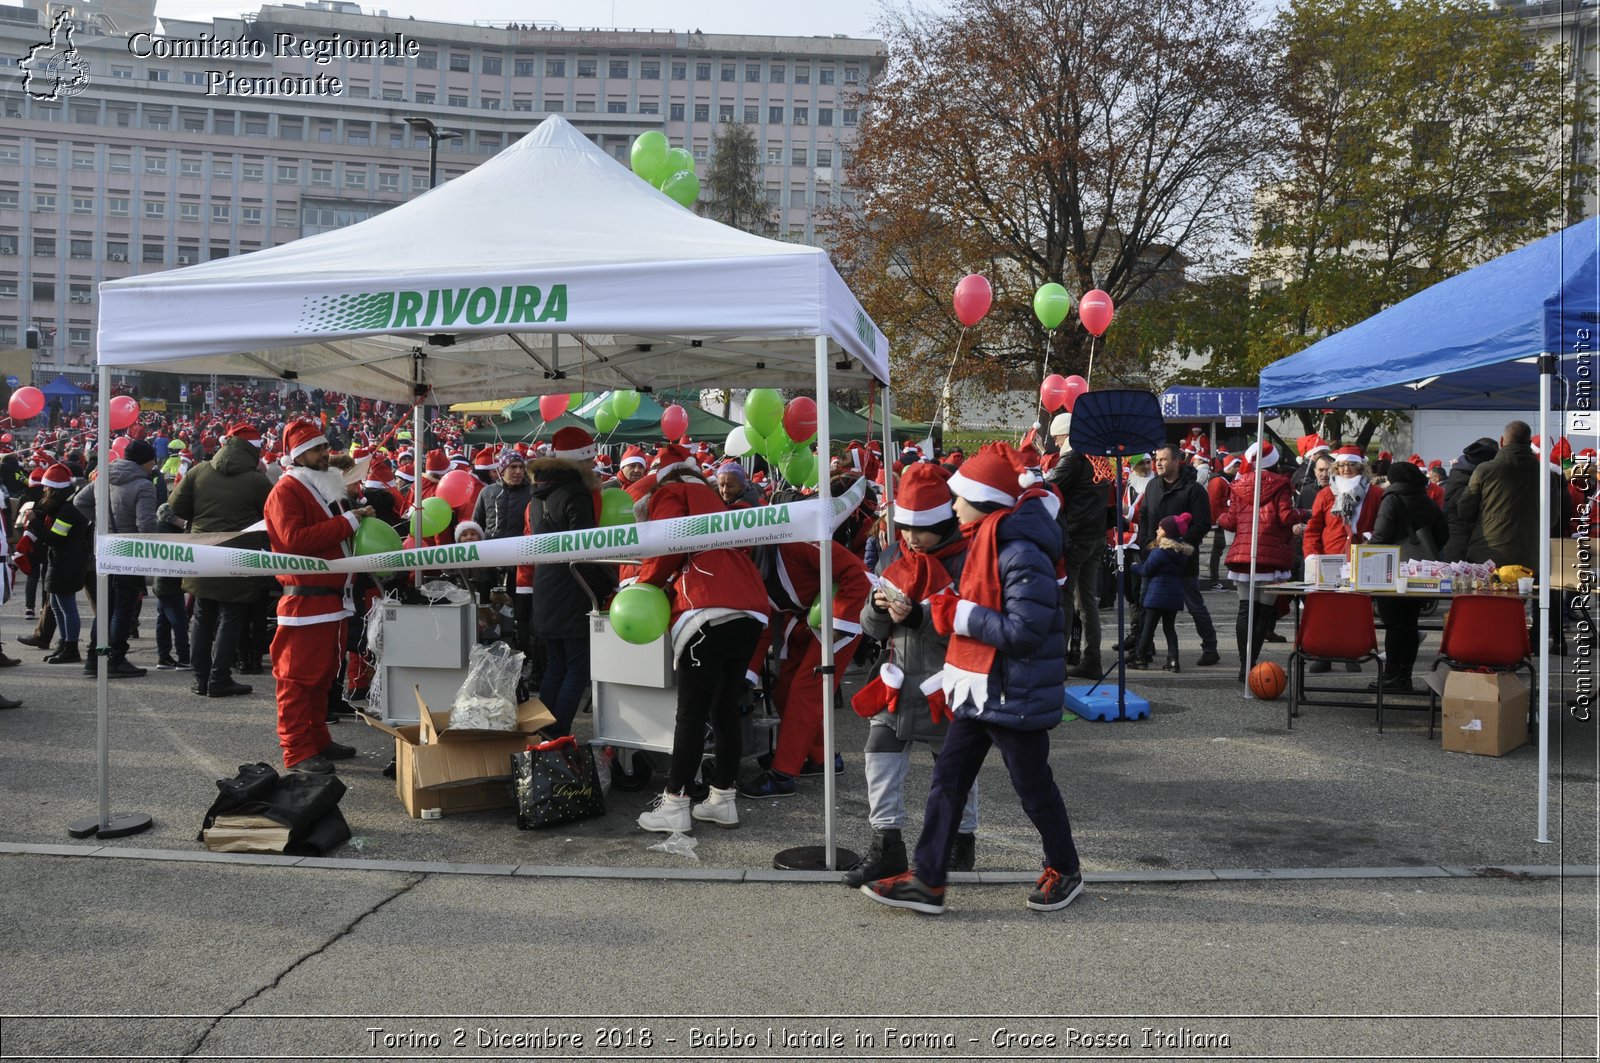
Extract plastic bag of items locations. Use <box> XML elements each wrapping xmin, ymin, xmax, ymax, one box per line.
<box><xmin>448</xmin><ymin>640</ymin><xmax>525</xmax><ymax>730</ymax></box>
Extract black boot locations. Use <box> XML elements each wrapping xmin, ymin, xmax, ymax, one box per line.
<box><xmin>843</xmin><ymin>828</ymin><xmax>908</xmax><ymax>887</ymax></box>
<box><xmin>1234</xmin><ymin>602</ymin><xmax>1251</xmax><ymax>682</ymax></box>
<box><xmin>44</xmin><ymin>640</ymin><xmax>81</xmax><ymax>665</ymax></box>
<box><xmin>1250</xmin><ymin>607</ymin><xmax>1270</xmax><ymax>675</ymax></box>
<box><xmin>949</xmin><ymin>832</ymin><xmax>976</xmax><ymax>872</ymax></box>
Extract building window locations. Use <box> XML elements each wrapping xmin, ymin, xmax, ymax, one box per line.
<box><xmin>771</xmin><ymin>65</ymin><xmax>786</xmax><ymax>83</ymax></box>
<box><xmin>179</xmin><ymin>157</ymin><xmax>202</xmax><ymax>177</ymax></box>
<box><xmin>746</xmin><ymin>64</ymin><xmax>761</xmax><ymax>82</ymax></box>
<box><xmin>574</xmin><ymin>100</ymin><xmax>595</xmax><ymax>112</ymax></box>
<box><xmin>793</xmin><ymin>147</ymin><xmax>808</xmax><ymax>166</ymax></box>
<box><xmin>577</xmin><ymin>59</ymin><xmax>596</xmax><ymax>78</ymax></box>
<box><xmin>68</xmin><ymin>282</ymin><xmax>90</xmax><ymax>303</ymax></box>
<box><xmin>418</xmin><ymin>50</ymin><xmax>436</xmax><ymax>69</ymax></box>
<box><xmin>145</xmin><ymin>199</ymin><xmax>165</xmax><ymax>219</ymax></box>
<box><xmin>211</xmin><ymin>203</ymin><xmax>230</xmax><ymax>223</ymax></box>
<box><xmin>843</xmin><ymin>108</ymin><xmax>858</xmax><ymax>126</ymax></box>
<box><xmin>71</xmin><ymin>195</ymin><xmax>93</xmax><ymax>214</ymax></box>
<box><xmin>214</xmin><ymin>115</ymin><xmax>234</xmax><ymax>135</ymax></box>
<box><xmin>720</xmin><ymin>65</ymin><xmax>735</xmax><ymax>81</ymax></box>
<box><xmin>147</xmin><ymin>68</ymin><xmax>169</xmax><ymax>82</ymax></box>
<box><xmin>108</xmin><ymin>197</ymin><xmax>129</xmax><ymax>217</ymax></box>
<box><xmin>609</xmin><ymin>60</ymin><xmax>629</xmax><ymax>78</ymax></box>
<box><xmin>817</xmin><ymin>148</ymin><xmax>833</xmax><ymax>166</ymax></box>
<box><xmin>412</xmin><ymin>168</ymin><xmax>430</xmax><ymax>191</ymax></box>
<box><xmin>608</xmin><ymin>101</ymin><xmax>628</xmax><ymax>114</ymax></box>
<box><xmin>279</xmin><ymin>120</ymin><xmax>302</xmax><ymax>140</ymax></box>
<box><xmin>347</xmin><ymin>127</ymin><xmax>370</xmax><ymax>144</ymax></box>
<box><xmin>844</xmin><ymin>67</ymin><xmax>860</xmax><ymax>84</ymax></box>
<box><xmin>694</xmin><ymin>104</ymin><xmax>709</xmax><ymax>122</ymax></box>
<box><xmin>696</xmin><ymin>62</ymin><xmax>710</xmax><ymax>81</ymax></box>
<box><xmin>277</xmin><ymin>163</ymin><xmax>298</xmax><ymax>183</ymax></box>
<box><xmin>144</xmin><ymin>154</ymin><xmax>166</xmax><ymax>175</ymax></box>
<box><xmin>70</xmin><ymin>238</ymin><xmax>91</xmax><ymax>258</ymax></box>
<box><xmin>179</xmin><ymin>202</ymin><xmax>200</xmax><ymax>222</ymax></box>
<box><xmin>794</xmin><ymin>65</ymin><xmax>810</xmax><ymax>84</ymax></box>
<box><xmin>449</xmin><ymin>53</ymin><xmax>470</xmax><ymax>72</ymax></box>
<box><xmin>482</xmin><ymin>55</ymin><xmax>502</xmax><ymax>75</ymax></box>
<box><xmin>378</xmin><ymin>171</ymin><xmax>400</xmax><ymax>192</ymax></box>
<box><xmin>68</xmin><ymin>327</ymin><xmax>90</xmax><ymax>347</ymax></box>
<box><xmin>242</xmin><ymin>161</ymin><xmax>264</xmax><ymax>181</ymax></box>
<box><xmin>213</xmin><ymin>160</ymin><xmax>233</xmax><ymax>179</ymax></box>
<box><xmin>311</xmin><ymin>166</ymin><xmax>333</xmax><ymax>186</ymax></box>
<box><xmin>641</xmin><ymin>60</ymin><xmax>660</xmax><ymax>79</ymax></box>
<box><xmin>0</xmin><ymin>233</ymin><xmax>15</xmax><ymax>253</ymax></box>
<box><xmin>481</xmin><ymin>97</ymin><xmax>501</xmax><ymax>110</ymax></box>
<box><xmin>32</xmin><ymin>235</ymin><xmax>56</xmax><ymax>257</ymax></box>
<box><xmin>142</xmin><ymin>243</ymin><xmax>163</xmax><ymax>264</ymax></box>
<box><xmin>794</xmin><ymin>106</ymin><xmax>809</xmax><ymax>125</ymax></box>
<box><xmin>71</xmin><ymin>149</ymin><xmax>94</xmax><ymax>169</ymax></box>
<box><xmin>182</xmin><ymin>71</ymin><xmax>204</xmax><ymax>86</ymax></box>
<box><xmin>106</xmin><ymin>240</ymin><xmax>128</xmax><ymax>259</ymax></box>
<box><xmin>111</xmin><ymin>65</ymin><xmax>132</xmax><ymax>79</ymax></box>
<box><xmin>741</xmin><ymin>105</ymin><xmax>757</xmax><ymax>124</ymax></box>
<box><xmin>514</xmin><ymin>58</ymin><xmax>536</xmax><ymax>76</ymax></box>
<box><xmin>719</xmin><ymin>104</ymin><xmax>733</xmax><ymax>122</ymax></box>
<box><xmin>769</xmin><ymin>106</ymin><xmax>783</xmax><ymax>124</ymax></box>
<box><xmin>546</xmin><ymin>58</ymin><xmax>565</xmax><ymax>76</ymax></box>
<box><xmin>767</xmin><ymin>147</ymin><xmax>782</xmax><ymax>164</ymax></box>
<box><xmin>692</xmin><ymin>146</ymin><xmax>708</xmax><ymax>161</ymax></box>
<box><xmin>0</xmin><ymin>188</ymin><xmax>14</xmax><ymax>208</ymax></box>
<box><xmin>34</xmin><ymin>192</ymin><xmax>56</xmax><ymax>211</ymax></box>
<box><xmin>109</xmin><ymin>152</ymin><xmax>129</xmax><ymax>172</ymax></box>
<box><xmin>241</xmin><ymin>206</ymin><xmax>261</xmax><ymax>225</ymax></box>
<box><xmin>819</xmin><ymin>67</ymin><xmax>834</xmax><ymax>85</ymax></box>
<box><xmin>0</xmin><ymin>279</ymin><xmax>15</xmax><ymax>299</ymax></box>
<box><xmin>819</xmin><ymin>107</ymin><xmax>833</xmax><ymax>126</ymax></box>
<box><xmin>670</xmin><ymin>103</ymin><xmax>685</xmax><ymax>121</ymax></box>
<box><xmin>209</xmin><ymin>245</ymin><xmax>229</xmax><ymax>261</ymax></box>
<box><xmin>638</xmin><ymin>101</ymin><xmax>658</xmax><ymax>115</ymax></box>
<box><xmin>671</xmin><ymin>61</ymin><xmax>686</xmax><ymax>80</ymax></box>
<box><xmin>33</xmin><ymin>279</ymin><xmax>55</xmax><ymax>301</ymax></box>
<box><xmin>448</xmin><ymin>94</ymin><xmax>468</xmax><ymax>108</ymax></box>
<box><xmin>274</xmin><ymin>207</ymin><xmax>296</xmax><ymax>227</ymax></box>
<box><xmin>415</xmin><ymin>91</ymin><xmax>435</xmax><ymax>105</ymax></box>
<box><xmin>544</xmin><ymin>97</ymin><xmax>565</xmax><ymax>112</ymax></box>
<box><xmin>345</xmin><ymin>169</ymin><xmax>367</xmax><ymax>189</ymax></box>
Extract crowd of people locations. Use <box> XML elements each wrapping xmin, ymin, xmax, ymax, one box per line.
<box><xmin>0</xmin><ymin>394</ymin><xmax>1591</xmax><ymax>915</ymax></box>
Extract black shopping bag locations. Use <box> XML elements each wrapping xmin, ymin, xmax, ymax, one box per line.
<box><xmin>513</xmin><ymin>736</ymin><xmax>606</xmax><ymax>829</ymax></box>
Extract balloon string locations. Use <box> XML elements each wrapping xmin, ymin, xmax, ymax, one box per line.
<box><xmin>1086</xmin><ymin>336</ymin><xmax>1098</xmax><ymax>387</ymax></box>
<box><xmin>935</xmin><ymin>327</ymin><xmax>969</xmax><ymax>438</ymax></box>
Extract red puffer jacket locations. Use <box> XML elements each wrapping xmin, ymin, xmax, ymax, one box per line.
<box><xmin>1217</xmin><ymin>469</ymin><xmax>1308</xmax><ymax>575</ymax></box>
<box><xmin>636</xmin><ymin>479</ymin><xmax>770</xmax><ymax>638</ymax></box>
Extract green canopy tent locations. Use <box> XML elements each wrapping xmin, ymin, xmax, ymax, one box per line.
<box><xmin>824</xmin><ymin>403</ymin><xmax>924</xmax><ymax>444</ymax></box>
<box><xmin>576</xmin><ymin>392</ymin><xmax>741</xmax><ymax>445</ymax></box>
<box><xmin>461</xmin><ymin>410</ymin><xmax>594</xmax><ymax>445</ymax></box>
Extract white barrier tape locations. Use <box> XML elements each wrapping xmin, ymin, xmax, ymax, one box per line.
<box><xmin>96</xmin><ymin>478</ymin><xmax>869</xmax><ymax>579</ymax></box>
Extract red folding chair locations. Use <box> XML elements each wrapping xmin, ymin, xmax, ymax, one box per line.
<box><xmin>1428</xmin><ymin>595</ymin><xmax>1534</xmax><ymax>738</ymax></box>
<box><xmin>1288</xmin><ymin>592</ymin><xmax>1383</xmax><ymax>730</ymax></box>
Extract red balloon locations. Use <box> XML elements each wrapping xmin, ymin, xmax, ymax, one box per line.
<box><xmin>1063</xmin><ymin>375</ymin><xmax>1090</xmax><ymax>412</ymax></box>
<box><xmin>661</xmin><ymin>404</ymin><xmax>689</xmax><ymax>443</ymax></box>
<box><xmin>782</xmin><ymin>396</ymin><xmax>818</xmax><ymax>442</ymax></box>
<box><xmin>1039</xmin><ymin>374</ymin><xmax>1069</xmax><ymax>412</ymax></box>
<box><xmin>539</xmin><ymin>394</ymin><xmax>569</xmax><ymax>422</ymax></box>
<box><xmin>0</xmin><ymin>433</ymin><xmax>11</xmax><ymax>444</ymax></box>
<box><xmin>70</xmin><ymin>419</ymin><xmax>80</xmax><ymax>430</ymax></box>
<box><xmin>128</xmin><ymin>424</ymin><xmax>146</xmax><ymax>440</ymax></box>
<box><xmin>435</xmin><ymin>469</ymin><xmax>476</xmax><ymax>508</ymax></box>
<box><xmin>1079</xmin><ymin>289</ymin><xmax>1115</xmax><ymax>337</ymax></box>
<box><xmin>952</xmin><ymin>274</ymin><xmax>993</xmax><ymax>327</ymax></box>
<box><xmin>110</xmin><ymin>436</ymin><xmax>130</xmax><ymax>459</ymax></box>
<box><xmin>108</xmin><ymin>395</ymin><xmax>140</xmax><ymax>431</ymax></box>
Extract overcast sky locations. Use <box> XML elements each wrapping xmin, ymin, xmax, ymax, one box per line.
<box><xmin>152</xmin><ymin>0</ymin><xmax>926</xmax><ymax>40</ymax></box>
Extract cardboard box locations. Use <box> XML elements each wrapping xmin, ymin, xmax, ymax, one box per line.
<box><xmin>362</xmin><ymin>689</ymin><xmax>557</xmax><ymax>818</ymax></box>
<box><xmin>1549</xmin><ymin>537</ymin><xmax>1599</xmax><ymax>592</ymax></box>
<box><xmin>1440</xmin><ymin>670</ymin><xmax>1529</xmax><ymax>757</ymax></box>
<box><xmin>1350</xmin><ymin>544</ymin><xmax>1399</xmax><ymax>590</ymax></box>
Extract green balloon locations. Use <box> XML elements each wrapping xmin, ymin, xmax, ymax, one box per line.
<box><xmin>610</xmin><ymin>583</ymin><xmax>671</xmax><ymax>645</ymax></box>
<box><xmin>599</xmin><ymin>487</ymin><xmax>636</xmax><ymax>527</ymax></box>
<box><xmin>661</xmin><ymin>169</ymin><xmax>699</xmax><ymax>208</ymax></box>
<box><xmin>595</xmin><ymin>407</ymin><xmax>620</xmax><ymax>434</ymax></box>
<box><xmin>744</xmin><ymin>388</ymin><xmax>784</xmax><ymax>438</ymax></box>
<box><xmin>354</xmin><ymin>516</ymin><xmax>403</xmax><ymax>556</ymax></box>
<box><xmin>1033</xmin><ymin>283</ymin><xmax>1073</xmax><ymax>330</ymax></box>
<box><xmin>568</xmin><ymin>391</ymin><xmax>585</xmax><ymax>409</ymax></box>
<box><xmin>782</xmin><ymin>448</ymin><xmax>818</xmax><ymax>488</ymax></box>
<box><xmin>807</xmin><ymin>584</ymin><xmax>837</xmax><ymax>628</ymax></box>
<box><xmin>418</xmin><ymin>495</ymin><xmax>452</xmax><ymax>537</ymax></box>
<box><xmin>664</xmin><ymin>147</ymin><xmax>694</xmax><ymax>176</ymax></box>
<box><xmin>765</xmin><ymin>423</ymin><xmax>793</xmax><ymax>458</ymax></box>
<box><xmin>630</xmin><ymin>131</ymin><xmax>669</xmax><ymax>182</ymax></box>
<box><xmin>610</xmin><ymin>390</ymin><xmax>641</xmax><ymax>419</ymax></box>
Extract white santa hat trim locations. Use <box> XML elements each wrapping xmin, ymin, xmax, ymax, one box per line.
<box><xmin>947</xmin><ymin>468</ymin><xmax>1017</xmax><ymax>508</ymax></box>
<box><xmin>1245</xmin><ymin>442</ymin><xmax>1278</xmax><ymax>470</ymax></box>
<box><xmin>894</xmin><ymin>500</ymin><xmax>954</xmax><ymax>527</ymax></box>
<box><xmin>288</xmin><ymin>432</ymin><xmax>329</xmax><ymax>460</ymax></box>
<box><xmin>620</xmin><ymin>453</ymin><xmax>647</xmax><ymax>469</ymax></box>
<box><xmin>454</xmin><ymin>520</ymin><xmax>484</xmax><ymax>541</ymax></box>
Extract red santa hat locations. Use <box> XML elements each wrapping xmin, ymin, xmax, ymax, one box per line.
<box><xmin>652</xmin><ymin>442</ymin><xmax>695</xmax><ymax>478</ymax></box>
<box><xmin>422</xmin><ymin>449</ymin><xmax>450</xmax><ymax>477</ymax></box>
<box><xmin>551</xmin><ymin>426</ymin><xmax>597</xmax><ymax>462</ymax></box>
<box><xmin>351</xmin><ymin>446</ymin><xmax>373</xmax><ymax>461</ymax></box>
<box><xmin>448</xmin><ymin>452</ymin><xmax>471</xmax><ymax>471</ymax></box>
<box><xmin>283</xmin><ymin>420</ymin><xmax>328</xmax><ymax>461</ymax></box>
<box><xmin>619</xmin><ymin>445</ymin><xmax>648</xmax><ymax>469</ymax></box>
<box><xmin>1406</xmin><ymin>453</ymin><xmax>1424</xmax><ymax>467</ymax></box>
<box><xmin>947</xmin><ymin>443</ymin><xmax>1027</xmax><ymax>508</ymax></box>
<box><xmin>471</xmin><ymin>447</ymin><xmax>497</xmax><ymax>472</ymax></box>
<box><xmin>594</xmin><ymin>452</ymin><xmax>613</xmax><ymax>468</ymax></box>
<box><xmin>41</xmin><ymin>463</ymin><xmax>73</xmax><ymax>490</ymax></box>
<box><xmin>229</xmin><ymin>422</ymin><xmax>262</xmax><ymax>445</ymax></box>
<box><xmin>1427</xmin><ymin>458</ymin><xmax>1443</xmax><ymax>471</ymax></box>
<box><xmin>1242</xmin><ymin>440</ymin><xmax>1277</xmax><ymax>472</ymax></box>
<box><xmin>1378</xmin><ymin>450</ymin><xmax>1393</xmax><ymax>462</ymax></box>
<box><xmin>514</xmin><ymin>441</ymin><xmax>531</xmax><ymax>456</ymax></box>
<box><xmin>364</xmin><ymin>460</ymin><xmax>395</xmax><ymax>489</ymax></box>
<box><xmin>893</xmin><ymin>461</ymin><xmax>955</xmax><ymax>527</ymax></box>
<box><xmin>28</xmin><ymin>467</ymin><xmax>44</xmax><ymax>485</ymax></box>
<box><xmin>396</xmin><ymin>458</ymin><xmax>415</xmax><ymax>482</ymax></box>
<box><xmin>1331</xmin><ymin>445</ymin><xmax>1365</xmax><ymax>466</ymax></box>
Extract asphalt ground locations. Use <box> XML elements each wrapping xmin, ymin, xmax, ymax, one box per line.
<box><xmin>0</xmin><ymin>588</ymin><xmax>1596</xmax><ymax>1060</ymax></box>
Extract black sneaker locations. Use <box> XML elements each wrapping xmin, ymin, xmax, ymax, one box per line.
<box><xmin>156</xmin><ymin>657</ymin><xmax>180</xmax><ymax>670</ymax></box>
<box><xmin>321</xmin><ymin>740</ymin><xmax>357</xmax><ymax>760</ymax></box>
<box><xmin>949</xmin><ymin>832</ymin><xmax>976</xmax><ymax>873</ymax></box>
<box><xmin>860</xmin><ymin>871</ymin><xmax>946</xmax><ymax>915</ymax></box>
<box><xmin>1027</xmin><ymin>867</ymin><xmax>1084</xmax><ymax>912</ymax></box>
<box><xmin>106</xmin><ymin>660</ymin><xmax>147</xmax><ymax>679</ymax></box>
<box><xmin>1196</xmin><ymin>650</ymin><xmax>1220</xmax><ymax>667</ymax></box>
<box><xmin>737</xmin><ymin>769</ymin><xmax>796</xmax><ymax>799</ymax></box>
<box><xmin>799</xmin><ymin>753</ymin><xmax>844</xmax><ymax>777</ymax></box>
<box><xmin>288</xmin><ymin>753</ymin><xmax>337</xmax><ymax>775</ymax></box>
<box><xmin>208</xmin><ymin>680</ymin><xmax>253</xmax><ymax>698</ymax></box>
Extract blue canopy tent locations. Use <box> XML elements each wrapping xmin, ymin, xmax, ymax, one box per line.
<box><xmin>1159</xmin><ymin>386</ymin><xmax>1259</xmax><ymax>420</ymax></box>
<box><xmin>1257</xmin><ymin>218</ymin><xmax>1600</xmax><ymax>843</ymax></box>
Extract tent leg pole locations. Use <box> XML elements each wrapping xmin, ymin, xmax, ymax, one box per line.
<box><xmin>1244</xmin><ymin>410</ymin><xmax>1265</xmax><ymax>701</ymax></box>
<box><xmin>68</xmin><ymin>366</ymin><xmax>151</xmax><ymax>840</ymax></box>
<box><xmin>1537</xmin><ymin>361</ymin><xmax>1552</xmax><ymax>844</ymax></box>
<box><xmin>412</xmin><ymin>355</ymin><xmax>425</xmax><ymax>585</ymax></box>
<box><xmin>880</xmin><ymin>387</ymin><xmax>895</xmax><ymax>514</ymax></box>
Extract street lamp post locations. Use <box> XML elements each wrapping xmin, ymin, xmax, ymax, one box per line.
<box><xmin>404</xmin><ymin>115</ymin><xmax>463</xmax><ymax>190</ymax></box>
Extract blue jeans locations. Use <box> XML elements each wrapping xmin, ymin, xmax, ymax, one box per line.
<box><xmin>912</xmin><ymin>716</ymin><xmax>1079</xmax><ymax>889</ymax></box>
<box><xmin>50</xmin><ymin>593</ymin><xmax>79</xmax><ymax>643</ymax></box>
<box><xmin>539</xmin><ymin>634</ymin><xmax>591</xmax><ymax>736</ymax></box>
<box><xmin>1180</xmin><ymin>576</ymin><xmax>1218</xmax><ymax>653</ymax></box>
<box><xmin>156</xmin><ymin>593</ymin><xmax>190</xmax><ymax>663</ymax></box>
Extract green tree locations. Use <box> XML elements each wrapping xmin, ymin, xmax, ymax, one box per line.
<box><xmin>701</xmin><ymin>123</ymin><xmax>772</xmax><ymax>235</ymax></box>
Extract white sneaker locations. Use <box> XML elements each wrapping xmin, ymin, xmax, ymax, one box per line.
<box><xmin>637</xmin><ymin>791</ymin><xmax>692</xmax><ymax>833</ymax></box>
<box><xmin>691</xmin><ymin>785</ymin><xmax>740</xmax><ymax>828</ymax></box>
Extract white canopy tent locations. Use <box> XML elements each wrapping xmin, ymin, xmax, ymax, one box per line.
<box><xmin>86</xmin><ymin>117</ymin><xmax>896</xmax><ymax>865</ymax></box>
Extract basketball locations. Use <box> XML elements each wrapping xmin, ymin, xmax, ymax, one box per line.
<box><xmin>1248</xmin><ymin>662</ymin><xmax>1287</xmax><ymax>700</ymax></box>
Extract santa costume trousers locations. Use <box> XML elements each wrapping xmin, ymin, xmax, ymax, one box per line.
<box><xmin>272</xmin><ymin>619</ymin><xmax>343</xmax><ymax>767</ymax></box>
<box><xmin>771</xmin><ymin>628</ymin><xmax>858</xmax><ymax>777</ymax></box>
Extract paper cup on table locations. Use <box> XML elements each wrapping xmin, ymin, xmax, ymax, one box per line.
<box><xmin>1518</xmin><ymin>577</ymin><xmax>1534</xmax><ymax>595</ymax></box>
<box><xmin>1395</xmin><ymin>576</ymin><xmax>1408</xmax><ymax>594</ymax></box>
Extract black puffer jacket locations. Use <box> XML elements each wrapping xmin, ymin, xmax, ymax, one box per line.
<box><xmin>472</xmin><ymin>478</ymin><xmax>534</xmax><ymax>540</ymax></box>
<box><xmin>169</xmin><ymin>438</ymin><xmax>273</xmax><ymax>603</ymax></box>
<box><xmin>1441</xmin><ymin>437</ymin><xmax>1498</xmax><ymax>562</ymax></box>
<box><xmin>1132</xmin><ymin>464</ymin><xmax>1212</xmax><ymax>577</ymax></box>
<box><xmin>34</xmin><ymin>490</ymin><xmax>91</xmax><ymax>596</ymax></box>
<box><xmin>1045</xmin><ymin>450</ymin><xmax>1110</xmax><ymax>558</ymax></box>
<box><xmin>527</xmin><ymin>460</ymin><xmax>617</xmax><ymax>639</ymax></box>
<box><xmin>1371</xmin><ymin>462</ymin><xmax>1447</xmax><ymax>552</ymax></box>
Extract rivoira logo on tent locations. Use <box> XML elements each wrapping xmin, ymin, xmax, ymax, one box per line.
<box><xmin>298</xmin><ymin>285</ymin><xmax>568</xmax><ymax>333</ymax></box>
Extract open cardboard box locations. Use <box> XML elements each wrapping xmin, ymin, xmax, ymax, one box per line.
<box><xmin>363</xmin><ymin>688</ymin><xmax>557</xmax><ymax>818</ymax></box>
<box><xmin>1438</xmin><ymin>669</ymin><xmax>1529</xmax><ymax>757</ymax></box>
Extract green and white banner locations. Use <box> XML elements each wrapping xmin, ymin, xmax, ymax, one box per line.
<box><xmin>96</xmin><ymin>479</ymin><xmax>868</xmax><ymax>579</ymax></box>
